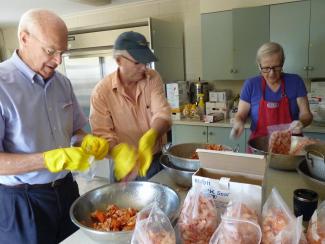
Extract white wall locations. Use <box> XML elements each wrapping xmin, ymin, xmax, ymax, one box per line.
<box><xmin>0</xmin><ymin>27</ymin><xmax>17</xmax><ymax>59</ymax></box>
<box><xmin>0</xmin><ymin>0</ymin><xmax>302</xmax><ymax>82</ymax></box>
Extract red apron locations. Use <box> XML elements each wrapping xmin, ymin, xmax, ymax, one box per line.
<box><xmin>250</xmin><ymin>77</ymin><xmax>292</xmax><ymax>140</ymax></box>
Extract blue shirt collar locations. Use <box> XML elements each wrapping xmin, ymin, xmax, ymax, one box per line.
<box><xmin>11</xmin><ymin>50</ymin><xmax>46</xmax><ymax>86</ymax></box>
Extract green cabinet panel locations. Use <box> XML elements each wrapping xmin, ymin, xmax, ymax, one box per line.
<box><xmin>171</xmin><ymin>124</ymin><xmax>247</xmax><ymax>153</ymax></box>
<box><xmin>271</xmin><ymin>0</ymin><xmax>325</xmax><ymax>79</ymax></box>
<box><xmin>308</xmin><ymin>0</ymin><xmax>325</xmax><ymax>78</ymax></box>
<box><xmin>245</xmin><ymin>128</ymin><xmax>251</xmax><ymax>152</ymax></box>
<box><xmin>171</xmin><ymin>125</ymin><xmax>207</xmax><ymax>144</ymax></box>
<box><xmin>202</xmin><ymin>11</ymin><xmax>233</xmax><ymax>80</ymax></box>
<box><xmin>232</xmin><ymin>6</ymin><xmax>270</xmax><ymax>79</ymax></box>
<box><xmin>207</xmin><ymin>127</ymin><xmax>246</xmax><ymax>153</ymax></box>
<box><xmin>304</xmin><ymin>132</ymin><xmax>325</xmax><ymax>141</ymax></box>
<box><xmin>201</xmin><ymin>6</ymin><xmax>270</xmax><ymax>80</ymax></box>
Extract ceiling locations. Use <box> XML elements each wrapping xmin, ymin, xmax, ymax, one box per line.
<box><xmin>0</xmin><ymin>0</ymin><xmax>143</xmax><ymax>27</ymax></box>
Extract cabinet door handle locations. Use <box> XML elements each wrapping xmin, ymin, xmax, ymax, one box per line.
<box><xmin>233</xmin><ymin>69</ymin><xmax>238</xmax><ymax>73</ymax></box>
<box><xmin>303</xmin><ymin>66</ymin><xmax>308</xmax><ymax>70</ymax></box>
<box><xmin>308</xmin><ymin>66</ymin><xmax>314</xmax><ymax>71</ymax></box>
<box><xmin>202</xmin><ymin>131</ymin><xmax>206</xmax><ymax>135</ymax></box>
<box><xmin>230</xmin><ymin>68</ymin><xmax>233</xmax><ymax>73</ymax></box>
<box><xmin>209</xmin><ymin>132</ymin><xmax>213</xmax><ymax>136</ymax></box>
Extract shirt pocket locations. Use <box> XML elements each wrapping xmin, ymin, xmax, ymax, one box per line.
<box><xmin>58</xmin><ymin>100</ymin><xmax>74</xmax><ymax>134</ymax></box>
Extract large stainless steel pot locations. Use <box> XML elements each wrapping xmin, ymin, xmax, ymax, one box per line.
<box><xmin>165</xmin><ymin>143</ymin><xmax>232</xmax><ymax>171</ymax></box>
<box><xmin>297</xmin><ymin>160</ymin><xmax>325</xmax><ymax>199</ymax></box>
<box><xmin>160</xmin><ymin>154</ymin><xmax>195</xmax><ymax>188</ymax></box>
<box><xmin>304</xmin><ymin>143</ymin><xmax>325</xmax><ymax>181</ymax></box>
<box><xmin>248</xmin><ymin>135</ymin><xmax>305</xmax><ymax>171</ymax></box>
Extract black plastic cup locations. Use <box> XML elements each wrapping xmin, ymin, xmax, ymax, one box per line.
<box><xmin>293</xmin><ymin>188</ymin><xmax>318</xmax><ymax>221</ymax></box>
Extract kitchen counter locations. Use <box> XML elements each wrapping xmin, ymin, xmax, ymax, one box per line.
<box><xmin>172</xmin><ymin>119</ymin><xmax>325</xmax><ymax>133</ymax></box>
<box><xmin>61</xmin><ymin>166</ymin><xmax>321</xmax><ymax>244</ymax></box>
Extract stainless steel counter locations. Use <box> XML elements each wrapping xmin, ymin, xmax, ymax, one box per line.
<box><xmin>61</xmin><ymin>167</ymin><xmax>322</xmax><ymax>244</ymax></box>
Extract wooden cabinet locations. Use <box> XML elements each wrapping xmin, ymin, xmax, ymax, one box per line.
<box><xmin>171</xmin><ymin>124</ymin><xmax>247</xmax><ymax>153</ymax></box>
<box><xmin>270</xmin><ymin>0</ymin><xmax>325</xmax><ymax>79</ymax></box>
<box><xmin>201</xmin><ymin>6</ymin><xmax>269</xmax><ymax>80</ymax></box>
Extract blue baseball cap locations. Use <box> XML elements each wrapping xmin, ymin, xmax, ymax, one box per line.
<box><xmin>114</xmin><ymin>31</ymin><xmax>158</xmax><ymax>64</ymax></box>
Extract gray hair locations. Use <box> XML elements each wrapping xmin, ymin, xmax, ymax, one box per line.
<box><xmin>256</xmin><ymin>42</ymin><xmax>285</xmax><ymax>66</ymax></box>
<box><xmin>113</xmin><ymin>49</ymin><xmax>130</xmax><ymax>60</ymax></box>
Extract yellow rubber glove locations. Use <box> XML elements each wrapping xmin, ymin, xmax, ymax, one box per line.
<box><xmin>44</xmin><ymin>147</ymin><xmax>92</xmax><ymax>173</ymax></box>
<box><xmin>138</xmin><ymin>129</ymin><xmax>158</xmax><ymax>177</ymax></box>
<box><xmin>111</xmin><ymin>143</ymin><xmax>137</xmax><ymax>181</ymax></box>
<box><xmin>81</xmin><ymin>134</ymin><xmax>109</xmax><ymax>160</ymax></box>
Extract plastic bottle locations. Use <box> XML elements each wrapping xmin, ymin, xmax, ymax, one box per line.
<box><xmin>197</xmin><ymin>93</ymin><xmax>205</xmax><ymax>117</ymax></box>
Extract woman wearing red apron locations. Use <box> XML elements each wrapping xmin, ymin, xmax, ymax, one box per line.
<box><xmin>230</xmin><ymin>42</ymin><xmax>313</xmax><ymax>145</ymax></box>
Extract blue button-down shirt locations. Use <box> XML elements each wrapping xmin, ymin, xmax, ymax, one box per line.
<box><xmin>0</xmin><ymin>51</ymin><xmax>87</xmax><ymax>185</ymax></box>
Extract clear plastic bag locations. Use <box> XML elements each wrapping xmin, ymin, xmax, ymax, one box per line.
<box><xmin>262</xmin><ymin>188</ymin><xmax>306</xmax><ymax>244</ymax></box>
<box><xmin>307</xmin><ymin>200</ymin><xmax>325</xmax><ymax>244</ymax></box>
<box><xmin>267</xmin><ymin>124</ymin><xmax>292</xmax><ymax>154</ymax></box>
<box><xmin>177</xmin><ymin>185</ymin><xmax>219</xmax><ymax>244</ymax></box>
<box><xmin>131</xmin><ymin>202</ymin><xmax>176</xmax><ymax>244</ymax></box>
<box><xmin>76</xmin><ymin>155</ymin><xmax>96</xmax><ymax>180</ymax></box>
<box><xmin>209</xmin><ymin>190</ymin><xmax>262</xmax><ymax>244</ymax></box>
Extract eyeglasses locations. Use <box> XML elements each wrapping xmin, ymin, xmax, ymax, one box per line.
<box><xmin>28</xmin><ymin>33</ymin><xmax>66</xmax><ymax>57</ymax></box>
<box><xmin>121</xmin><ymin>55</ymin><xmax>141</xmax><ymax>65</ymax></box>
<box><xmin>259</xmin><ymin>65</ymin><xmax>283</xmax><ymax>73</ymax></box>
<box><xmin>121</xmin><ymin>55</ymin><xmax>151</xmax><ymax>66</ymax></box>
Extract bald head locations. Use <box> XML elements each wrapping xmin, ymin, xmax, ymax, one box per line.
<box><xmin>17</xmin><ymin>9</ymin><xmax>69</xmax><ymax>79</ymax></box>
<box><xmin>18</xmin><ymin>9</ymin><xmax>68</xmax><ymax>46</ymax></box>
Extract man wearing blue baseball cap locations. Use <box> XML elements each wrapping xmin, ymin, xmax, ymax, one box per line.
<box><xmin>90</xmin><ymin>31</ymin><xmax>171</xmax><ymax>181</ymax></box>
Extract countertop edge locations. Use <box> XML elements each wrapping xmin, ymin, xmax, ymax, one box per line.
<box><xmin>172</xmin><ymin>119</ymin><xmax>325</xmax><ymax>133</ymax></box>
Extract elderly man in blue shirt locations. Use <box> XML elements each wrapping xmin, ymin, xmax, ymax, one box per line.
<box><xmin>0</xmin><ymin>9</ymin><xmax>108</xmax><ymax>244</ymax></box>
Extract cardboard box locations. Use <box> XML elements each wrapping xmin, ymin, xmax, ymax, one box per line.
<box><xmin>192</xmin><ymin>150</ymin><xmax>266</xmax><ymax>210</ymax></box>
<box><xmin>311</xmin><ymin>80</ymin><xmax>325</xmax><ymax>98</ymax></box>
<box><xmin>171</xmin><ymin>112</ymin><xmax>182</xmax><ymax>121</ymax></box>
<box><xmin>166</xmin><ymin>81</ymin><xmax>189</xmax><ymax>98</ymax></box>
<box><xmin>209</xmin><ymin>90</ymin><xmax>232</xmax><ymax>102</ymax></box>
<box><xmin>203</xmin><ymin>112</ymin><xmax>224</xmax><ymax>123</ymax></box>
<box><xmin>206</xmin><ymin>101</ymin><xmax>231</xmax><ymax>119</ymax></box>
<box><xmin>167</xmin><ymin>95</ymin><xmax>188</xmax><ymax>109</ymax></box>
<box><xmin>166</xmin><ymin>81</ymin><xmax>189</xmax><ymax>109</ymax></box>
<box><xmin>209</xmin><ymin>92</ymin><xmax>219</xmax><ymax>102</ymax></box>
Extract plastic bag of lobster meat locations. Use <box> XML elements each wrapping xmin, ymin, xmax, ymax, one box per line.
<box><xmin>267</xmin><ymin>124</ymin><xmax>292</xmax><ymax>155</ymax></box>
<box><xmin>262</xmin><ymin>188</ymin><xmax>307</xmax><ymax>244</ymax></box>
<box><xmin>177</xmin><ymin>185</ymin><xmax>219</xmax><ymax>244</ymax></box>
<box><xmin>209</xmin><ymin>189</ymin><xmax>262</xmax><ymax>244</ymax></box>
<box><xmin>131</xmin><ymin>202</ymin><xmax>176</xmax><ymax>244</ymax></box>
<box><xmin>307</xmin><ymin>200</ymin><xmax>325</xmax><ymax>244</ymax></box>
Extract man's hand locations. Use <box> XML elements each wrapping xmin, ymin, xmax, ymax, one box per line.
<box><xmin>44</xmin><ymin>147</ymin><xmax>92</xmax><ymax>173</ymax></box>
<box><xmin>111</xmin><ymin>143</ymin><xmax>137</xmax><ymax>181</ymax></box>
<box><xmin>138</xmin><ymin>129</ymin><xmax>158</xmax><ymax>177</ymax></box>
<box><xmin>81</xmin><ymin>134</ymin><xmax>109</xmax><ymax>160</ymax></box>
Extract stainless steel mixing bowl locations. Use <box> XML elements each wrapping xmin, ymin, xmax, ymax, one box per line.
<box><xmin>297</xmin><ymin>160</ymin><xmax>325</xmax><ymax>200</ymax></box>
<box><xmin>166</xmin><ymin>143</ymin><xmax>232</xmax><ymax>171</ymax></box>
<box><xmin>70</xmin><ymin>181</ymin><xmax>180</xmax><ymax>243</ymax></box>
<box><xmin>160</xmin><ymin>154</ymin><xmax>195</xmax><ymax>188</ymax></box>
<box><xmin>248</xmin><ymin>135</ymin><xmax>305</xmax><ymax>170</ymax></box>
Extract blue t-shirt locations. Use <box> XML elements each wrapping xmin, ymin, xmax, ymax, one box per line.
<box><xmin>240</xmin><ymin>73</ymin><xmax>307</xmax><ymax>131</ymax></box>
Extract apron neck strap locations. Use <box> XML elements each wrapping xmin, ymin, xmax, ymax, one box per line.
<box><xmin>262</xmin><ymin>77</ymin><xmax>286</xmax><ymax>98</ymax></box>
